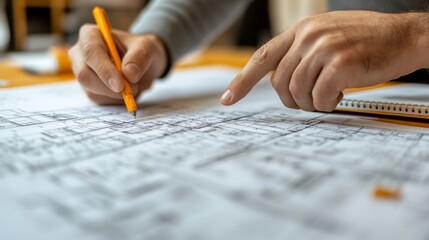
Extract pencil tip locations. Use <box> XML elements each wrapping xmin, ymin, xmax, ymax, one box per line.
<box><xmin>131</xmin><ymin>111</ymin><xmax>137</xmax><ymax>119</ymax></box>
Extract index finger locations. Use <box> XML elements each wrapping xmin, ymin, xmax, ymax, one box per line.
<box><xmin>221</xmin><ymin>28</ymin><xmax>295</xmax><ymax>105</ymax></box>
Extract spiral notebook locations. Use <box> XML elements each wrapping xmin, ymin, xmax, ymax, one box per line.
<box><xmin>336</xmin><ymin>83</ymin><xmax>429</xmax><ymax>119</ymax></box>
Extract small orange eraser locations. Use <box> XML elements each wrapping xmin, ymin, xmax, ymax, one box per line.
<box><xmin>373</xmin><ymin>185</ymin><xmax>401</xmax><ymax>200</ymax></box>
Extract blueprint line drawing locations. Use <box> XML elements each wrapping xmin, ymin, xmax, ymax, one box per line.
<box><xmin>0</xmin><ymin>67</ymin><xmax>428</xmax><ymax>240</ymax></box>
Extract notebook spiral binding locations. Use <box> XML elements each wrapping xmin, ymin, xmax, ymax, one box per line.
<box><xmin>338</xmin><ymin>99</ymin><xmax>429</xmax><ymax>116</ymax></box>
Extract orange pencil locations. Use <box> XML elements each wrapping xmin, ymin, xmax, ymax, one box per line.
<box><xmin>93</xmin><ymin>6</ymin><xmax>138</xmax><ymax>118</ymax></box>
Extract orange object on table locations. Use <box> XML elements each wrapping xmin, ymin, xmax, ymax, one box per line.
<box><xmin>373</xmin><ymin>185</ymin><xmax>401</xmax><ymax>200</ymax></box>
<box><xmin>50</xmin><ymin>45</ymin><xmax>73</xmax><ymax>73</ymax></box>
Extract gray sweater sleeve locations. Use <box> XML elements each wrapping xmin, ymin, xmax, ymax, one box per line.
<box><xmin>130</xmin><ymin>0</ymin><xmax>252</xmax><ymax>67</ymax></box>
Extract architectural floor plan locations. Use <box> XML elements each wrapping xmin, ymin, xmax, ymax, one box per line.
<box><xmin>0</xmin><ymin>67</ymin><xmax>428</xmax><ymax>240</ymax></box>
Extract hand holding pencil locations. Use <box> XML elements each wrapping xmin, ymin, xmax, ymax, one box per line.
<box><xmin>68</xmin><ymin>7</ymin><xmax>168</xmax><ymax>117</ymax></box>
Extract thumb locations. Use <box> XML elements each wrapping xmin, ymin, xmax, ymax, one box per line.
<box><xmin>120</xmin><ymin>37</ymin><xmax>154</xmax><ymax>84</ymax></box>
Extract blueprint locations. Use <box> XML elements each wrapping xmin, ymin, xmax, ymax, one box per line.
<box><xmin>0</xmin><ymin>67</ymin><xmax>428</xmax><ymax>240</ymax></box>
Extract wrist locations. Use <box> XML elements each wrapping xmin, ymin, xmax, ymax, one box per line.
<box><xmin>411</xmin><ymin>13</ymin><xmax>429</xmax><ymax>69</ymax></box>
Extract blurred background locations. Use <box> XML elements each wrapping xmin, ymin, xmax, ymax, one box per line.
<box><xmin>0</xmin><ymin>0</ymin><xmax>326</xmax><ymax>53</ymax></box>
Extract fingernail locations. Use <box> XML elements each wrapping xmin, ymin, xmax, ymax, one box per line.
<box><xmin>108</xmin><ymin>77</ymin><xmax>120</xmax><ymax>92</ymax></box>
<box><xmin>221</xmin><ymin>89</ymin><xmax>233</xmax><ymax>104</ymax></box>
<box><xmin>125</xmin><ymin>63</ymin><xmax>141</xmax><ymax>82</ymax></box>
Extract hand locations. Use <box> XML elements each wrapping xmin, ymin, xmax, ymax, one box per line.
<box><xmin>221</xmin><ymin>11</ymin><xmax>426</xmax><ymax>112</ymax></box>
<box><xmin>69</xmin><ymin>24</ymin><xmax>168</xmax><ymax>105</ymax></box>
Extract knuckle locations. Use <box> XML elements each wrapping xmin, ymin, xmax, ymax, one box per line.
<box><xmin>302</xmin><ymin>106</ymin><xmax>316</xmax><ymax>112</ymax></box>
<box><xmin>306</xmin><ymin>35</ymin><xmax>342</xmax><ymax>59</ymax></box>
<box><xmin>68</xmin><ymin>45</ymin><xmax>78</xmax><ymax>59</ymax></box>
<box><xmin>296</xmin><ymin>17</ymin><xmax>310</xmax><ymax>31</ymax></box>
<box><xmin>280</xmin><ymin>98</ymin><xmax>298</xmax><ymax>109</ymax></box>
<box><xmin>314</xmin><ymin>35</ymin><xmax>337</xmax><ymax>52</ymax></box>
<box><xmin>312</xmin><ymin>89</ymin><xmax>334</xmax><ymax>112</ymax></box>
<box><xmin>270</xmin><ymin>66</ymin><xmax>291</xmax><ymax>93</ymax></box>
<box><xmin>76</xmin><ymin>67</ymin><xmax>93</xmax><ymax>85</ymax></box>
<box><xmin>270</xmin><ymin>75</ymin><xmax>282</xmax><ymax>91</ymax></box>
<box><xmin>314</xmin><ymin>100</ymin><xmax>334</xmax><ymax>112</ymax></box>
<box><xmin>250</xmin><ymin>45</ymin><xmax>268</xmax><ymax>65</ymax></box>
<box><xmin>81</xmin><ymin>42</ymin><xmax>99</xmax><ymax>60</ymax></box>
<box><xmin>297</xmin><ymin>15</ymin><xmax>316</xmax><ymax>26</ymax></box>
<box><xmin>330</xmin><ymin>53</ymin><xmax>352</xmax><ymax>69</ymax></box>
<box><xmin>321</xmin><ymin>65</ymin><xmax>340</xmax><ymax>83</ymax></box>
<box><xmin>289</xmin><ymin>82</ymin><xmax>303</xmax><ymax>99</ymax></box>
<box><xmin>312</xmin><ymin>95</ymin><xmax>324</xmax><ymax>111</ymax></box>
<box><xmin>80</xmin><ymin>35</ymin><xmax>105</xmax><ymax>62</ymax></box>
<box><xmin>95</xmin><ymin>63</ymin><xmax>111</xmax><ymax>78</ymax></box>
<box><xmin>296</xmin><ymin>22</ymin><xmax>341</xmax><ymax>54</ymax></box>
<box><xmin>79</xmin><ymin>24</ymin><xmax>96</xmax><ymax>36</ymax></box>
<box><xmin>296</xmin><ymin>17</ymin><xmax>319</xmax><ymax>38</ymax></box>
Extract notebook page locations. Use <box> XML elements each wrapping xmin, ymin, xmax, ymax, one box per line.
<box><xmin>344</xmin><ymin>83</ymin><xmax>429</xmax><ymax>105</ymax></box>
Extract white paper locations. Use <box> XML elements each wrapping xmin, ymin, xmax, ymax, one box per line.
<box><xmin>0</xmin><ymin>66</ymin><xmax>428</xmax><ymax>240</ymax></box>
<box><xmin>344</xmin><ymin>83</ymin><xmax>429</xmax><ymax>105</ymax></box>
<box><xmin>9</xmin><ymin>52</ymin><xmax>59</xmax><ymax>74</ymax></box>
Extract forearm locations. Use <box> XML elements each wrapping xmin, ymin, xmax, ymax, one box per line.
<box><xmin>414</xmin><ymin>12</ymin><xmax>429</xmax><ymax>69</ymax></box>
<box><xmin>130</xmin><ymin>0</ymin><xmax>251</xmax><ymax>66</ymax></box>
<box><xmin>328</xmin><ymin>0</ymin><xmax>428</xmax><ymax>13</ymax></box>
<box><xmin>381</xmin><ymin>12</ymin><xmax>429</xmax><ymax>79</ymax></box>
